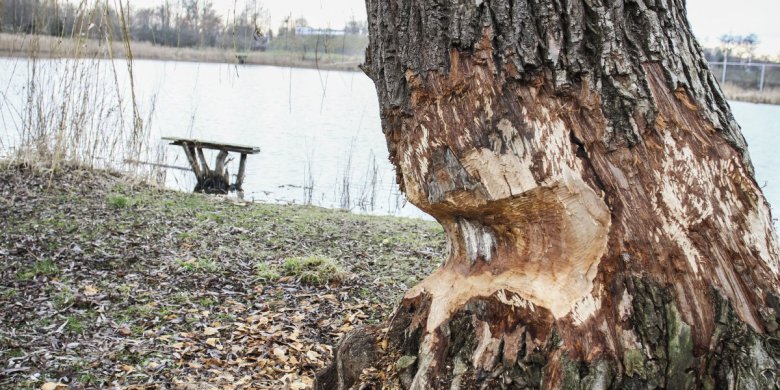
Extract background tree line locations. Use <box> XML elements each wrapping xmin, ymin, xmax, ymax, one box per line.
<box><xmin>0</xmin><ymin>0</ymin><xmax>368</xmax><ymax>55</ymax></box>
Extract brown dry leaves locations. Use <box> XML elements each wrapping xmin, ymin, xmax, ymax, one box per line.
<box><xmin>0</xmin><ymin>165</ymin><xmax>445</xmax><ymax>388</ymax></box>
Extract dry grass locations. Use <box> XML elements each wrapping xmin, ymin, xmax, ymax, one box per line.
<box><xmin>0</xmin><ymin>33</ymin><xmax>362</xmax><ymax>72</ymax></box>
<box><xmin>0</xmin><ymin>32</ymin><xmax>123</xmax><ymax>60</ymax></box>
<box><xmin>721</xmin><ymin>83</ymin><xmax>780</xmax><ymax>105</ymax></box>
<box><xmin>0</xmin><ymin>17</ymin><xmax>162</xmax><ymax>181</ymax></box>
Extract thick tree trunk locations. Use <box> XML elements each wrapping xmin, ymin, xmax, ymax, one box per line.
<box><xmin>318</xmin><ymin>0</ymin><xmax>780</xmax><ymax>388</ymax></box>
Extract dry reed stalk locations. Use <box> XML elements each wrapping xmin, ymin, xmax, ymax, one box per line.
<box><xmin>0</xmin><ymin>1</ymin><xmax>164</xmax><ymax>184</ymax></box>
<box><xmin>721</xmin><ymin>83</ymin><xmax>780</xmax><ymax>105</ymax></box>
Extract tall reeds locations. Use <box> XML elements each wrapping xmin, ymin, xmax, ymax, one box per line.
<box><xmin>0</xmin><ymin>0</ymin><xmax>162</xmax><ymax>181</ymax></box>
<box><xmin>721</xmin><ymin>83</ymin><xmax>780</xmax><ymax>105</ymax></box>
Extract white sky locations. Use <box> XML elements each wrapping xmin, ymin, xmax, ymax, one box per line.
<box><xmin>125</xmin><ymin>0</ymin><xmax>779</xmax><ymax>56</ymax></box>
<box><xmin>687</xmin><ymin>0</ymin><xmax>780</xmax><ymax>56</ymax></box>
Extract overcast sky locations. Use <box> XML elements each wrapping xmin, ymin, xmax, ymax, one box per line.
<box><xmin>687</xmin><ymin>0</ymin><xmax>780</xmax><ymax>55</ymax></box>
<box><xmin>126</xmin><ymin>0</ymin><xmax>779</xmax><ymax>55</ymax></box>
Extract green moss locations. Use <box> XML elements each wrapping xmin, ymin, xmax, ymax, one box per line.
<box><xmin>556</xmin><ymin>355</ymin><xmax>583</xmax><ymax>389</ymax></box>
<box><xmin>665</xmin><ymin>303</ymin><xmax>695</xmax><ymax>386</ymax></box>
<box><xmin>282</xmin><ymin>255</ymin><xmax>345</xmax><ymax>286</ymax></box>
<box><xmin>623</xmin><ymin>349</ymin><xmax>647</xmax><ymax>378</ymax></box>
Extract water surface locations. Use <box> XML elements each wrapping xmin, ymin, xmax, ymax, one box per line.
<box><xmin>1</xmin><ymin>58</ymin><xmax>778</xmax><ymax>220</ymax></box>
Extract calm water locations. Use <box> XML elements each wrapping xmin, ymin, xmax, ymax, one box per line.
<box><xmin>128</xmin><ymin>60</ymin><xmax>415</xmax><ymax>216</ymax></box>
<box><xmin>735</xmin><ymin>101</ymin><xmax>780</xmax><ymax>215</ymax></box>
<box><xmin>1</xmin><ymin>58</ymin><xmax>779</xmax><ymax>219</ymax></box>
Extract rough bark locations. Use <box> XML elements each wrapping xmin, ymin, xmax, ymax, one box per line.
<box><xmin>318</xmin><ymin>0</ymin><xmax>780</xmax><ymax>388</ymax></box>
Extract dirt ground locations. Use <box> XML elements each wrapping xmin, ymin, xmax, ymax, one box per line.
<box><xmin>0</xmin><ymin>164</ymin><xmax>444</xmax><ymax>389</ymax></box>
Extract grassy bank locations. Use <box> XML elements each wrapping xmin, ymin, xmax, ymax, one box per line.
<box><xmin>0</xmin><ymin>164</ymin><xmax>444</xmax><ymax>388</ymax></box>
<box><xmin>0</xmin><ymin>33</ymin><xmax>363</xmax><ymax>72</ymax></box>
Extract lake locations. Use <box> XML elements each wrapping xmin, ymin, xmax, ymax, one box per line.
<box><xmin>1</xmin><ymin>58</ymin><xmax>778</xmax><ymax>219</ymax></box>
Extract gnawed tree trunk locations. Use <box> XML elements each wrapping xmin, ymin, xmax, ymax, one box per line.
<box><xmin>318</xmin><ymin>0</ymin><xmax>780</xmax><ymax>388</ymax></box>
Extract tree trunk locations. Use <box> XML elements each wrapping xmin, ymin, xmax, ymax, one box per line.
<box><xmin>319</xmin><ymin>0</ymin><xmax>780</xmax><ymax>388</ymax></box>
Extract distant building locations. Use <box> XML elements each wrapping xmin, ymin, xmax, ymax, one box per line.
<box><xmin>294</xmin><ymin>26</ymin><xmax>346</xmax><ymax>36</ymax></box>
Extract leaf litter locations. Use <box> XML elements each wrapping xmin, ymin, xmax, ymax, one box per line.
<box><xmin>0</xmin><ymin>164</ymin><xmax>444</xmax><ymax>389</ymax></box>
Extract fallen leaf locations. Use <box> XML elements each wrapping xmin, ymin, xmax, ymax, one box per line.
<box><xmin>41</xmin><ymin>383</ymin><xmax>67</xmax><ymax>390</ymax></box>
<box><xmin>117</xmin><ymin>326</ymin><xmax>131</xmax><ymax>337</ymax></box>
<box><xmin>203</xmin><ymin>327</ymin><xmax>219</xmax><ymax>336</ymax></box>
<box><xmin>206</xmin><ymin>337</ymin><xmax>219</xmax><ymax>347</ymax></box>
<box><xmin>290</xmin><ymin>382</ymin><xmax>307</xmax><ymax>390</ymax></box>
<box><xmin>306</xmin><ymin>350</ymin><xmax>321</xmax><ymax>361</ymax></box>
<box><xmin>83</xmin><ymin>285</ymin><xmax>98</xmax><ymax>296</ymax></box>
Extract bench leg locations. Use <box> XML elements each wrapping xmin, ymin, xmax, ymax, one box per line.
<box><xmin>182</xmin><ymin>144</ymin><xmax>205</xmax><ymax>191</ymax></box>
<box><xmin>214</xmin><ymin>150</ymin><xmax>230</xmax><ymax>194</ymax></box>
<box><xmin>236</xmin><ymin>153</ymin><xmax>248</xmax><ymax>193</ymax></box>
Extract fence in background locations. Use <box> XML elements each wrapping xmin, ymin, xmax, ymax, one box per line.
<box><xmin>708</xmin><ymin>61</ymin><xmax>780</xmax><ymax>90</ymax></box>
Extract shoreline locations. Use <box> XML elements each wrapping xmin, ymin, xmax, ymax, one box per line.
<box><xmin>0</xmin><ymin>32</ymin><xmax>364</xmax><ymax>73</ymax></box>
<box><xmin>0</xmin><ymin>49</ymin><xmax>363</xmax><ymax>72</ymax></box>
<box><xmin>1</xmin><ymin>33</ymin><xmax>777</xmax><ymax>103</ymax></box>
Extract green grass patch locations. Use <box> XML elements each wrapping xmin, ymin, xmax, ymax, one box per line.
<box><xmin>176</xmin><ymin>258</ymin><xmax>219</xmax><ymax>273</ymax></box>
<box><xmin>66</xmin><ymin>315</ymin><xmax>85</xmax><ymax>333</ymax></box>
<box><xmin>255</xmin><ymin>263</ymin><xmax>281</xmax><ymax>281</ymax></box>
<box><xmin>282</xmin><ymin>255</ymin><xmax>346</xmax><ymax>286</ymax></box>
<box><xmin>5</xmin><ymin>348</ymin><xmax>25</xmax><ymax>359</ymax></box>
<box><xmin>0</xmin><ymin>288</ymin><xmax>18</xmax><ymax>300</ymax></box>
<box><xmin>198</xmin><ymin>297</ymin><xmax>216</xmax><ymax>307</ymax></box>
<box><xmin>53</xmin><ymin>288</ymin><xmax>74</xmax><ymax>309</ymax></box>
<box><xmin>16</xmin><ymin>258</ymin><xmax>59</xmax><ymax>280</ymax></box>
<box><xmin>107</xmin><ymin>194</ymin><xmax>130</xmax><ymax>208</ymax></box>
<box><xmin>177</xmin><ymin>231</ymin><xmax>197</xmax><ymax>242</ymax></box>
<box><xmin>125</xmin><ymin>303</ymin><xmax>157</xmax><ymax>319</ymax></box>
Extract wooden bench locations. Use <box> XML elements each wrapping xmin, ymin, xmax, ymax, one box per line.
<box><xmin>162</xmin><ymin>137</ymin><xmax>260</xmax><ymax>194</ymax></box>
